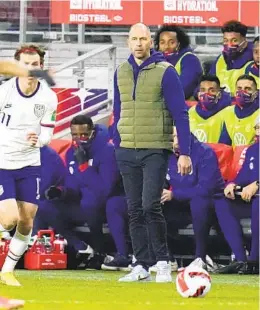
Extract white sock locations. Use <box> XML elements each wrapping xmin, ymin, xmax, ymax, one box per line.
<box><xmin>1</xmin><ymin>229</ymin><xmax>31</xmax><ymax>273</ymax></box>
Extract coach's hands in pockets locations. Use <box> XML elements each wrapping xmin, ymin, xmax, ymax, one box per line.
<box><xmin>177</xmin><ymin>155</ymin><xmax>192</xmax><ymax>176</ymax></box>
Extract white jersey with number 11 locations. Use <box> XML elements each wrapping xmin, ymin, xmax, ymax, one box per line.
<box><xmin>0</xmin><ymin>77</ymin><xmax>58</xmax><ymax>170</ymax></box>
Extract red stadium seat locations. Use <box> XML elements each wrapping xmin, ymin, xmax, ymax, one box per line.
<box><xmin>49</xmin><ymin>139</ymin><xmax>71</xmax><ymax>163</ymax></box>
<box><xmin>50</xmin><ymin>139</ymin><xmax>248</xmax><ymax>183</ymax></box>
<box><xmin>186</xmin><ymin>101</ymin><xmax>197</xmax><ymax>107</ymax></box>
<box><xmin>228</xmin><ymin>145</ymin><xmax>249</xmax><ymax>181</ymax></box>
<box><xmin>206</xmin><ymin>143</ymin><xmax>233</xmax><ymax>180</ymax></box>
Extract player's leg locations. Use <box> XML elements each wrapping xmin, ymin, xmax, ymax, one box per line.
<box><xmin>189</xmin><ymin>197</ymin><xmax>212</xmax><ymax>264</ymax></box>
<box><xmin>249</xmin><ymin>197</ymin><xmax>259</xmax><ymax>262</ymax></box>
<box><xmin>0</xmin><ymin>170</ymin><xmax>19</xmax><ymax>233</ymax></box>
<box><xmin>102</xmin><ymin>195</ymin><xmax>129</xmax><ymax>271</ymax></box>
<box><xmin>1</xmin><ymin>167</ymin><xmax>40</xmax><ymax>286</ymax></box>
<box><xmin>239</xmin><ymin>196</ymin><xmax>259</xmax><ymax>274</ymax></box>
<box><xmin>214</xmin><ymin>197</ymin><xmax>247</xmax><ymax>274</ymax></box>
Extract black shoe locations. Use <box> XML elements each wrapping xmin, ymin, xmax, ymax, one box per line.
<box><xmin>214</xmin><ymin>261</ymin><xmax>245</xmax><ymax>274</ymax></box>
<box><xmin>101</xmin><ymin>254</ymin><xmax>131</xmax><ymax>271</ymax></box>
<box><xmin>85</xmin><ymin>253</ymin><xmax>106</xmax><ymax>270</ymax></box>
<box><xmin>238</xmin><ymin>261</ymin><xmax>259</xmax><ymax>275</ymax></box>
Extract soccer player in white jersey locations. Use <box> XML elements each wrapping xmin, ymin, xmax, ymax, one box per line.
<box><xmin>0</xmin><ymin>44</ymin><xmax>58</xmax><ymax>286</ymax></box>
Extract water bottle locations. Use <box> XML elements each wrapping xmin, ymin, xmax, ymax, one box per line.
<box><xmin>54</xmin><ymin>235</ymin><xmax>66</xmax><ymax>253</ymax></box>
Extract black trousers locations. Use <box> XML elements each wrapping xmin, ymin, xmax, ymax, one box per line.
<box><xmin>116</xmin><ymin>148</ymin><xmax>170</xmax><ymax>267</ymax></box>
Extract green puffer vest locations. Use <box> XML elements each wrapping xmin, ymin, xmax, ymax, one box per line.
<box><xmin>117</xmin><ymin>61</ymin><xmax>173</xmax><ymax>150</ymax></box>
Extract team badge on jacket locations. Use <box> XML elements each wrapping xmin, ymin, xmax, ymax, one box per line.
<box><xmin>34</xmin><ymin>104</ymin><xmax>45</xmax><ymax>118</ymax></box>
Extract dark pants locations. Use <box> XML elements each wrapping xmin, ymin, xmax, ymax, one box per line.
<box><xmin>115</xmin><ymin>148</ymin><xmax>170</xmax><ymax>267</ymax></box>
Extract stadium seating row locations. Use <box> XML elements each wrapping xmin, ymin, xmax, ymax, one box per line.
<box><xmin>49</xmin><ymin>139</ymin><xmax>248</xmax><ymax>182</ymax></box>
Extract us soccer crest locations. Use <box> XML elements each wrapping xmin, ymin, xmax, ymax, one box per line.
<box><xmin>34</xmin><ymin>104</ymin><xmax>45</xmax><ymax>118</ymax></box>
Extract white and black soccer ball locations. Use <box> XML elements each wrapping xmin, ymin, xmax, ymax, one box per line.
<box><xmin>176</xmin><ymin>266</ymin><xmax>211</xmax><ymax>298</ymax></box>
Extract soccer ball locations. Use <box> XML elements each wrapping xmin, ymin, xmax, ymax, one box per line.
<box><xmin>176</xmin><ymin>266</ymin><xmax>211</xmax><ymax>298</ymax></box>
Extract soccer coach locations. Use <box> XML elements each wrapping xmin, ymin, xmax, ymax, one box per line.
<box><xmin>113</xmin><ymin>23</ymin><xmax>192</xmax><ymax>283</ymax></box>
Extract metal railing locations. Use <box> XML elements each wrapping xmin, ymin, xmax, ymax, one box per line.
<box><xmin>52</xmin><ymin>45</ymin><xmax>116</xmax><ymax>139</ymax></box>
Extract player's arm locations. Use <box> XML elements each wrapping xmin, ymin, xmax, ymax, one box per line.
<box><xmin>29</xmin><ymin>93</ymin><xmax>58</xmax><ymax>147</ymax></box>
<box><xmin>38</xmin><ymin>96</ymin><xmax>57</xmax><ymax>147</ymax></box>
<box><xmin>0</xmin><ymin>60</ymin><xmax>28</xmax><ymax>77</ymax></box>
<box><xmin>0</xmin><ymin>60</ymin><xmax>55</xmax><ymax>86</ymax></box>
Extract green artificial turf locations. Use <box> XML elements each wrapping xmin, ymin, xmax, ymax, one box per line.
<box><xmin>0</xmin><ymin>270</ymin><xmax>258</xmax><ymax>310</ymax></box>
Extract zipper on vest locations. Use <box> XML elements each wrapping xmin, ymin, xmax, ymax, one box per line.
<box><xmin>132</xmin><ymin>70</ymin><xmax>141</xmax><ymax>100</ymax></box>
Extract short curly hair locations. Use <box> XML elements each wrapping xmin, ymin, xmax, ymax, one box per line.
<box><xmin>154</xmin><ymin>24</ymin><xmax>190</xmax><ymax>51</ymax></box>
<box><xmin>221</xmin><ymin>20</ymin><xmax>247</xmax><ymax>37</ymax></box>
<box><xmin>14</xmin><ymin>44</ymin><xmax>46</xmax><ymax>66</ymax></box>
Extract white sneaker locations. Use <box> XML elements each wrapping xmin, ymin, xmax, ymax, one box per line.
<box><xmin>78</xmin><ymin>245</ymin><xmax>94</xmax><ymax>255</ymax></box>
<box><xmin>155</xmin><ymin>261</ymin><xmax>172</xmax><ymax>283</ymax></box>
<box><xmin>118</xmin><ymin>265</ymin><xmax>151</xmax><ymax>282</ymax></box>
<box><xmin>205</xmin><ymin>255</ymin><xmax>225</xmax><ymax>272</ymax></box>
<box><xmin>188</xmin><ymin>257</ymin><xmax>207</xmax><ymax>270</ymax></box>
<box><xmin>149</xmin><ymin>260</ymin><xmax>178</xmax><ymax>273</ymax></box>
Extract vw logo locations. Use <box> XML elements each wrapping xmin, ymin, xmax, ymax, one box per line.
<box><xmin>194</xmin><ymin>129</ymin><xmax>207</xmax><ymax>142</ymax></box>
<box><xmin>234</xmin><ymin>133</ymin><xmax>247</xmax><ymax>146</ymax></box>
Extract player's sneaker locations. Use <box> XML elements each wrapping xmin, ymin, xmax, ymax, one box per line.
<box><xmin>0</xmin><ymin>273</ymin><xmax>21</xmax><ymax>287</ymax></box>
<box><xmin>149</xmin><ymin>259</ymin><xmax>178</xmax><ymax>273</ymax></box>
<box><xmin>155</xmin><ymin>261</ymin><xmax>172</xmax><ymax>283</ymax></box>
<box><xmin>188</xmin><ymin>257</ymin><xmax>208</xmax><ymax>270</ymax></box>
<box><xmin>238</xmin><ymin>261</ymin><xmax>259</xmax><ymax>275</ymax></box>
<box><xmin>214</xmin><ymin>261</ymin><xmax>245</xmax><ymax>274</ymax></box>
<box><xmin>85</xmin><ymin>253</ymin><xmax>112</xmax><ymax>270</ymax></box>
<box><xmin>205</xmin><ymin>255</ymin><xmax>225</xmax><ymax>272</ymax></box>
<box><xmin>0</xmin><ymin>297</ymin><xmax>24</xmax><ymax>309</ymax></box>
<box><xmin>101</xmin><ymin>254</ymin><xmax>130</xmax><ymax>271</ymax></box>
<box><xmin>118</xmin><ymin>265</ymin><xmax>151</xmax><ymax>282</ymax></box>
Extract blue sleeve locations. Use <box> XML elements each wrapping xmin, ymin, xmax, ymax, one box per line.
<box><xmin>59</xmin><ymin>149</ymin><xmax>81</xmax><ymax>202</ymax></box>
<box><xmin>53</xmin><ymin>153</ymin><xmax>66</xmax><ymax>186</ymax></box>
<box><xmin>40</xmin><ymin>149</ymin><xmax>66</xmax><ymax>196</ymax></box>
<box><xmin>218</xmin><ymin>122</ymin><xmax>232</xmax><ymax>145</ymax></box>
<box><xmin>179</xmin><ymin>54</ymin><xmax>203</xmax><ymax>99</ymax></box>
<box><xmin>79</xmin><ymin>145</ymin><xmax>120</xmax><ymax>201</ymax></box>
<box><xmin>173</xmin><ymin>149</ymin><xmax>223</xmax><ymax>200</ymax></box>
<box><xmin>209</xmin><ymin>57</ymin><xmax>218</xmax><ymax>75</ymax></box>
<box><xmin>233</xmin><ymin>148</ymin><xmax>251</xmax><ymax>187</ymax></box>
<box><xmin>112</xmin><ymin>70</ymin><xmax>121</xmax><ymax>147</ymax></box>
<box><xmin>162</xmin><ymin>66</ymin><xmax>191</xmax><ymax>156</ymax></box>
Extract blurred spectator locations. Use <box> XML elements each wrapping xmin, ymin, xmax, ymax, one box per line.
<box><xmin>215</xmin><ymin>117</ymin><xmax>259</xmax><ymax>274</ymax></box>
<box><xmin>44</xmin><ymin>116</ymin><xmax>129</xmax><ymax>269</ymax></box>
<box><xmin>245</xmin><ymin>36</ymin><xmax>259</xmax><ymax>88</ymax></box>
<box><xmin>219</xmin><ymin>75</ymin><xmax>259</xmax><ymax>146</ymax></box>
<box><xmin>210</xmin><ymin>20</ymin><xmax>253</xmax><ymax>96</ymax></box>
<box><xmin>189</xmin><ymin>75</ymin><xmax>231</xmax><ymax>143</ymax></box>
<box><xmin>160</xmin><ymin>128</ymin><xmax>224</xmax><ymax>270</ymax></box>
<box><xmin>154</xmin><ymin>24</ymin><xmax>203</xmax><ymax>100</ymax></box>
